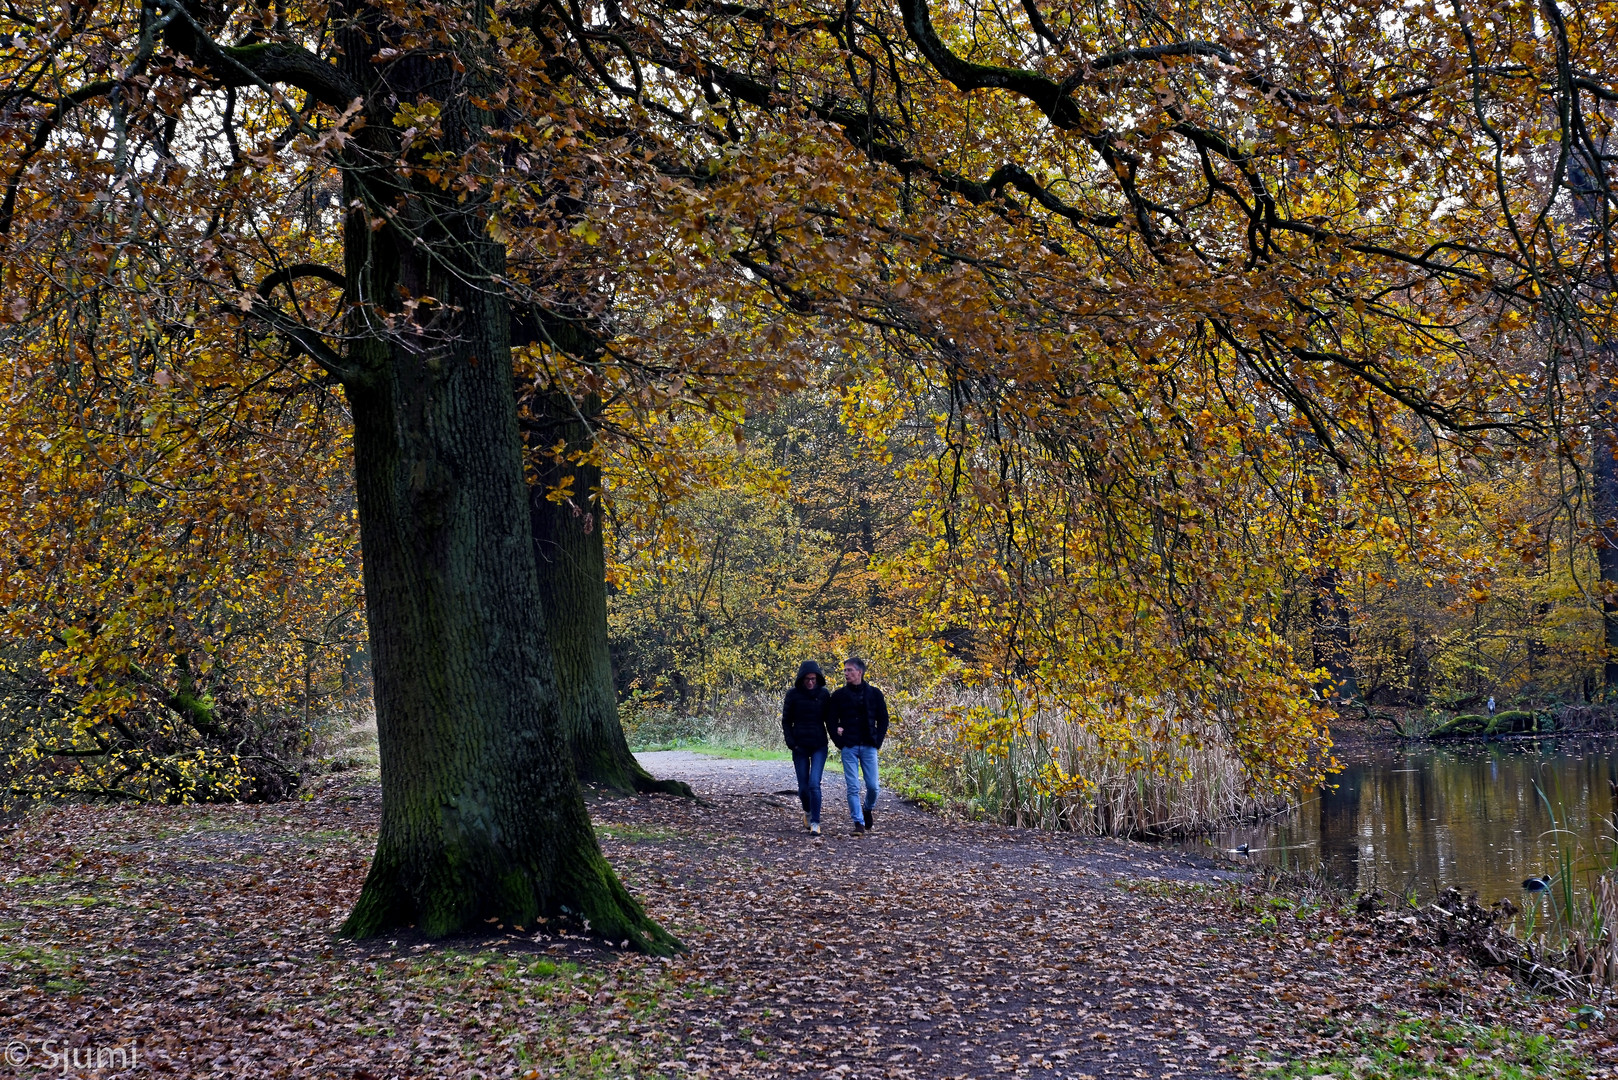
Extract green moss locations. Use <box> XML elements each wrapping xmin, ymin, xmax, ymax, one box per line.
<box><xmin>1259</xmin><ymin>1016</ymin><xmax>1593</xmax><ymax>1079</ymax></box>
<box><xmin>594</xmin><ymin>824</ymin><xmax>682</xmax><ymax>843</ymax></box>
<box><xmin>220</xmin><ymin>42</ymin><xmax>282</xmax><ymax>61</ymax></box>
<box><xmin>0</xmin><ymin>940</ymin><xmax>86</xmax><ymax>993</ymax></box>
<box><xmin>1491</xmin><ymin>710</ymin><xmax>1539</xmax><ymax>734</ymax></box>
<box><xmin>1427</xmin><ymin>710</ymin><xmax>1549</xmax><ymax>739</ymax></box>
<box><xmin>1430</xmin><ymin>714</ymin><xmax>1490</xmax><ymax>738</ymax></box>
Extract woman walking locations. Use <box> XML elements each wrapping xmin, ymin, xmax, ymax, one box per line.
<box><xmin>781</xmin><ymin>660</ymin><xmax>832</xmax><ymax>836</ymax></box>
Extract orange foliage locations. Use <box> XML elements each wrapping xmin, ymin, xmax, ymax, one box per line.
<box><xmin>2</xmin><ymin>0</ymin><xmax>1616</xmax><ymax>814</ymax></box>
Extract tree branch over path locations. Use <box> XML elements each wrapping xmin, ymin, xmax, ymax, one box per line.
<box><xmin>159</xmin><ymin>0</ymin><xmax>363</xmax><ymax>110</ymax></box>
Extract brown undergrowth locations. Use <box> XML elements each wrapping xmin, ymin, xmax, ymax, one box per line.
<box><xmin>0</xmin><ymin>770</ymin><xmax>1612</xmax><ymax>1078</ymax></box>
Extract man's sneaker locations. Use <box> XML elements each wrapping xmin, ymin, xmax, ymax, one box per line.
<box><xmin>809</xmin><ymin>822</ymin><xmax>821</xmax><ymax>836</ymax></box>
<box><xmin>863</xmin><ymin>806</ymin><xmax>874</xmax><ymax>831</ymax></box>
<box><xmin>853</xmin><ymin>823</ymin><xmax>865</xmax><ymax>836</ymax></box>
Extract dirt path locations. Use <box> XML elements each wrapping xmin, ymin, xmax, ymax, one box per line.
<box><xmin>0</xmin><ymin>759</ymin><xmax>1602</xmax><ymax>1079</ymax></box>
<box><xmin>633</xmin><ymin>750</ymin><xmax>1243</xmax><ymax>886</ymax></box>
<box><xmin>614</xmin><ymin>753</ymin><xmax>1594</xmax><ymax>1079</ymax></box>
<box><xmin>634</xmin><ymin>751</ymin><xmax>802</xmax><ymax>796</ymax></box>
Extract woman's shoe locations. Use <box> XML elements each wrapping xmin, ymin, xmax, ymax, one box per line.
<box><xmin>809</xmin><ymin>822</ymin><xmax>821</xmax><ymax>836</ymax></box>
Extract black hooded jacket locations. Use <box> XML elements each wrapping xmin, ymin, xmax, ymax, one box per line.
<box><xmin>781</xmin><ymin>661</ymin><xmax>832</xmax><ymax>754</ymax></box>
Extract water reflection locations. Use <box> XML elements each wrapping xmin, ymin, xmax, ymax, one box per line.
<box><xmin>1194</xmin><ymin>736</ymin><xmax>1618</xmax><ymax>903</ymax></box>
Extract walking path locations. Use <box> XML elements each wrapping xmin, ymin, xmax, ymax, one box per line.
<box><xmin>610</xmin><ymin>753</ymin><xmax>1581</xmax><ymax>1079</ymax></box>
<box><xmin>636</xmin><ymin>750</ymin><xmax>802</xmax><ymax>796</ymax></box>
<box><xmin>0</xmin><ymin>754</ymin><xmax>1594</xmax><ymax>1079</ymax></box>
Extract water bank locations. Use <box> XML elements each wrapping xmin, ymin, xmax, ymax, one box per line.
<box><xmin>1191</xmin><ymin>736</ymin><xmax>1618</xmax><ymax>905</ymax></box>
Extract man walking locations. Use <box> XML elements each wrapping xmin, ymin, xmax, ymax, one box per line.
<box><xmin>829</xmin><ymin>657</ymin><xmax>889</xmax><ymax>835</ymax></box>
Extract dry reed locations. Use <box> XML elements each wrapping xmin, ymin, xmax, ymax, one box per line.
<box><xmin>891</xmin><ymin>689</ymin><xmax>1289</xmax><ymax>838</ymax></box>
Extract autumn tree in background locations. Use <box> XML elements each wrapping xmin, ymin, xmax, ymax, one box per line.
<box><xmin>611</xmin><ymin>0</ymin><xmax>1618</xmax><ymax>788</ymax></box>
<box><xmin>0</xmin><ymin>321</ymin><xmax>363</xmax><ymax>806</ymax></box>
<box><xmin>605</xmin><ymin>382</ymin><xmax>926</xmax><ymax>708</ymax></box>
<box><xmin>6</xmin><ymin>0</ymin><xmax>1618</xmax><ymax>940</ymax></box>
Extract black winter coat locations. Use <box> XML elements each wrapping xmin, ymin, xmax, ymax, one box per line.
<box><xmin>781</xmin><ymin>661</ymin><xmax>832</xmax><ymax>753</ymax></box>
<box><xmin>828</xmin><ymin>682</ymin><xmax>889</xmax><ymax>749</ymax></box>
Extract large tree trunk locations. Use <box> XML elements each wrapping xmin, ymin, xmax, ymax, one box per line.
<box><xmin>525</xmin><ymin>394</ymin><xmax>692</xmax><ymax>795</ymax></box>
<box><xmin>332</xmin><ymin>28</ymin><xmax>674</xmax><ymax>951</ymax></box>
<box><xmin>338</xmin><ymin>290</ymin><xmax>675</xmax><ymax>947</ymax></box>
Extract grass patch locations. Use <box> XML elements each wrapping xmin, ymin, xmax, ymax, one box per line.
<box><xmin>17</xmin><ymin>893</ymin><xmax>107</xmax><ymax>907</ymax></box>
<box><xmin>1259</xmin><ymin>1016</ymin><xmax>1594</xmax><ymax>1079</ymax></box>
<box><xmin>595</xmin><ymin>823</ymin><xmax>683</xmax><ymax>843</ymax></box>
<box><xmin>636</xmin><ymin>738</ymin><xmax>789</xmax><ymax>761</ymax></box>
<box><xmin>4</xmin><ymin>873</ymin><xmax>75</xmax><ymax>886</ymax></box>
<box><xmin>377</xmin><ymin>948</ymin><xmax>676</xmax><ymax>1078</ymax></box>
<box><xmin>684</xmin><ymin>744</ymin><xmax>789</xmax><ymax>761</ymax></box>
<box><xmin>399</xmin><ymin>951</ymin><xmax>579</xmax><ymax>990</ymax></box>
<box><xmin>0</xmin><ymin>939</ymin><xmax>86</xmax><ymax>993</ymax></box>
<box><xmin>1112</xmin><ymin>878</ymin><xmax>1221</xmax><ymax>900</ymax></box>
<box><xmin>880</xmin><ymin>751</ymin><xmax>950</xmax><ymax>809</ymax></box>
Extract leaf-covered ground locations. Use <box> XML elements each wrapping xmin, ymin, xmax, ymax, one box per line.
<box><xmin>0</xmin><ymin>753</ymin><xmax>1613</xmax><ymax>1079</ymax></box>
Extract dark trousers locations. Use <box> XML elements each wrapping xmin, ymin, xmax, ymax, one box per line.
<box><xmin>792</xmin><ymin>749</ymin><xmax>827</xmax><ymax>823</ymax></box>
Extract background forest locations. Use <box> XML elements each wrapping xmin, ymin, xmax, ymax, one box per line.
<box><xmin>606</xmin><ymin>392</ymin><xmax>1615</xmax><ymax>720</ymax></box>
<box><xmin>8</xmin><ymin>367</ymin><xmax>1615</xmax><ymax>838</ymax></box>
<box><xmin>5</xmin><ymin>0</ymin><xmax>1618</xmax><ymax>851</ymax></box>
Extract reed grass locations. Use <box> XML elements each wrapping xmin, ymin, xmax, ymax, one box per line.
<box><xmin>1502</xmin><ymin>776</ymin><xmax>1618</xmax><ymax>994</ymax></box>
<box><xmin>622</xmin><ymin>689</ymin><xmax>784</xmax><ymax>753</ymax></box>
<box><xmin>888</xmin><ymin>690</ymin><xmax>1290</xmax><ymax>838</ymax></box>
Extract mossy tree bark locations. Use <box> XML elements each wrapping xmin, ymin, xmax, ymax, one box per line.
<box><xmin>342</xmin><ymin>355</ymin><xmax>675</xmax><ymax>946</ymax></box>
<box><xmin>235</xmin><ymin>8</ymin><xmax>681</xmax><ymax>951</ymax></box>
<box><xmin>524</xmin><ymin>394</ymin><xmax>692</xmax><ymax>796</ymax></box>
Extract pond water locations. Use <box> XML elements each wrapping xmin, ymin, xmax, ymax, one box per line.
<box><xmin>1190</xmin><ymin>736</ymin><xmax>1618</xmax><ymax>903</ymax></box>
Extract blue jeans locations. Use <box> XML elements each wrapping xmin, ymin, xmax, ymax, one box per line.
<box><xmin>841</xmin><ymin>745</ymin><xmax>879</xmax><ymax>824</ymax></box>
<box><xmin>792</xmin><ymin>749</ymin><xmax>827</xmax><ymax>823</ymax></box>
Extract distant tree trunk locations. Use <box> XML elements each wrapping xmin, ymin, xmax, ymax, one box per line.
<box><xmin>1527</xmin><ymin>599</ymin><xmax>1551</xmax><ymax>689</ymax></box>
<box><xmin>1310</xmin><ymin>566</ymin><xmax>1358</xmax><ymax>702</ymax></box>
<box><xmin>858</xmin><ymin>494</ymin><xmax>879</xmax><ymax>608</ymax></box>
<box><xmin>1302</xmin><ymin>460</ymin><xmax>1357</xmax><ymax>703</ymax></box>
<box><xmin>1594</xmin><ymin>395</ymin><xmax>1618</xmax><ymax>693</ymax></box>
<box><xmin>525</xmin><ymin>393</ymin><xmax>692</xmax><ymax>795</ymax></box>
<box><xmin>330</xmin><ymin>24</ymin><xmax>674</xmax><ymax>950</ymax></box>
<box><xmin>1406</xmin><ymin>612</ymin><xmax>1430</xmax><ymax>707</ymax></box>
<box><xmin>1570</xmin><ymin>148</ymin><xmax>1618</xmax><ymax>696</ymax></box>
